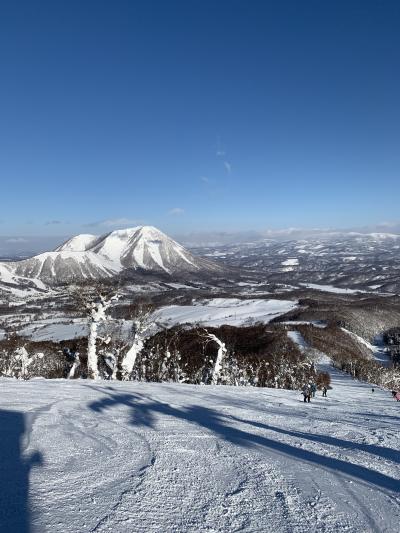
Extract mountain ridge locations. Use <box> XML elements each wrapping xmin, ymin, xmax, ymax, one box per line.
<box><xmin>0</xmin><ymin>226</ymin><xmax>225</xmax><ymax>285</ymax></box>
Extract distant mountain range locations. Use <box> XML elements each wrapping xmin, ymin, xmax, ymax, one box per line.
<box><xmin>2</xmin><ymin>224</ymin><xmax>400</xmax><ymax>257</ymax></box>
<box><xmin>177</xmin><ymin>227</ymin><xmax>400</xmax><ymax>247</ymax></box>
<box><xmin>0</xmin><ymin>226</ymin><xmax>225</xmax><ymax>286</ymax></box>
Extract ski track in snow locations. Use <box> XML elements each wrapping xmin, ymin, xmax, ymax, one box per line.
<box><xmin>1</xmin><ymin>370</ymin><xmax>400</xmax><ymax>533</ymax></box>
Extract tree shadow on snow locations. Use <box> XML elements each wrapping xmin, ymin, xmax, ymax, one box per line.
<box><xmin>0</xmin><ymin>410</ymin><xmax>43</xmax><ymax>533</ymax></box>
<box><xmin>354</xmin><ymin>412</ymin><xmax>400</xmax><ymax>424</ymax></box>
<box><xmin>226</xmin><ymin>415</ymin><xmax>400</xmax><ymax>465</ymax></box>
<box><xmin>88</xmin><ymin>390</ymin><xmax>399</xmax><ymax>494</ymax></box>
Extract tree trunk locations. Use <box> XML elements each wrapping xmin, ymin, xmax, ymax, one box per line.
<box><xmin>208</xmin><ymin>333</ymin><xmax>227</xmax><ymax>385</ymax></box>
<box><xmin>87</xmin><ymin>318</ymin><xmax>100</xmax><ymax>379</ymax></box>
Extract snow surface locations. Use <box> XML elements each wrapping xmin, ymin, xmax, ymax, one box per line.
<box><xmin>301</xmin><ymin>283</ymin><xmax>362</xmax><ymax>294</ymax></box>
<box><xmin>1</xmin><ymin>372</ymin><xmax>399</xmax><ymax>532</ymax></box>
<box><xmin>17</xmin><ymin>318</ymin><xmax>137</xmax><ymax>342</ymax></box>
<box><xmin>281</xmin><ymin>258</ymin><xmax>299</xmax><ymax>266</ymax></box>
<box><xmin>340</xmin><ymin>328</ymin><xmax>392</xmax><ymax>366</ymax></box>
<box><xmin>0</xmin><ymin>263</ymin><xmax>14</xmax><ymax>283</ymax></box>
<box><xmin>166</xmin><ymin>282</ymin><xmax>196</xmax><ymax>290</ymax></box>
<box><xmin>18</xmin><ymin>319</ymin><xmax>88</xmax><ymax>342</ymax></box>
<box><xmin>153</xmin><ymin>298</ymin><xmax>298</xmax><ymax>327</ymax></box>
<box><xmin>55</xmin><ymin>234</ymin><xmax>99</xmax><ymax>252</ymax></box>
<box><xmin>287</xmin><ymin>330</ymin><xmax>309</xmax><ymax>351</ymax></box>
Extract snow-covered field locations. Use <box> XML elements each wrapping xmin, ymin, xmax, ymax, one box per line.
<box><xmin>341</xmin><ymin>327</ymin><xmax>392</xmax><ymax>366</ymax></box>
<box><xmin>8</xmin><ymin>298</ymin><xmax>298</xmax><ymax>342</ymax></box>
<box><xmin>1</xmin><ymin>369</ymin><xmax>399</xmax><ymax>532</ymax></box>
<box><xmin>153</xmin><ymin>298</ymin><xmax>298</xmax><ymax>328</ymax></box>
<box><xmin>18</xmin><ymin>318</ymin><xmax>88</xmax><ymax>342</ymax></box>
<box><xmin>300</xmin><ymin>283</ymin><xmax>362</xmax><ymax>295</ymax></box>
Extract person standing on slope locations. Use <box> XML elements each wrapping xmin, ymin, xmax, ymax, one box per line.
<box><xmin>322</xmin><ymin>386</ymin><xmax>327</xmax><ymax>397</ymax></box>
<box><xmin>302</xmin><ymin>384</ymin><xmax>311</xmax><ymax>403</ymax></box>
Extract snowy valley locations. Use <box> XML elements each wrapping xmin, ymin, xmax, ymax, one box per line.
<box><xmin>1</xmin><ymin>226</ymin><xmax>400</xmax><ymax>532</ymax></box>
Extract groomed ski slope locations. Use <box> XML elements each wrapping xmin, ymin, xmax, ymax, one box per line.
<box><xmin>1</xmin><ymin>367</ymin><xmax>399</xmax><ymax>532</ymax></box>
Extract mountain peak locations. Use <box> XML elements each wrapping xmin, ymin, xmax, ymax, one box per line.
<box><xmin>5</xmin><ymin>225</ymin><xmax>225</xmax><ymax>284</ymax></box>
<box><xmin>55</xmin><ymin>234</ymin><xmax>99</xmax><ymax>252</ymax></box>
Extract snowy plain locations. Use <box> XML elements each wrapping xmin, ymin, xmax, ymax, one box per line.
<box><xmin>153</xmin><ymin>298</ymin><xmax>298</xmax><ymax>328</ymax></box>
<box><xmin>14</xmin><ymin>298</ymin><xmax>299</xmax><ymax>342</ymax></box>
<box><xmin>1</xmin><ymin>366</ymin><xmax>399</xmax><ymax>533</ymax></box>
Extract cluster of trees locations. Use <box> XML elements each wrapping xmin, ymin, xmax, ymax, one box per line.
<box><xmin>298</xmin><ymin>324</ymin><xmax>400</xmax><ymax>390</ymax></box>
<box><xmin>383</xmin><ymin>328</ymin><xmax>400</xmax><ymax>366</ymax></box>
<box><xmin>0</xmin><ymin>321</ymin><xmax>321</xmax><ymax>389</ymax></box>
<box><xmin>132</xmin><ymin>325</ymin><xmax>318</xmax><ymax>389</ymax></box>
<box><xmin>0</xmin><ymin>335</ymin><xmax>66</xmax><ymax>379</ymax></box>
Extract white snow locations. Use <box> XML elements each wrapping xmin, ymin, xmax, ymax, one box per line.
<box><xmin>1</xmin><ymin>373</ymin><xmax>399</xmax><ymax>532</ymax></box>
<box><xmin>94</xmin><ymin>228</ymin><xmax>140</xmax><ymax>263</ymax></box>
<box><xmin>18</xmin><ymin>319</ymin><xmax>88</xmax><ymax>341</ymax></box>
<box><xmin>0</xmin><ymin>264</ymin><xmax>49</xmax><ymax>298</ymax></box>
<box><xmin>92</xmin><ymin>226</ymin><xmax>195</xmax><ymax>273</ymax></box>
<box><xmin>340</xmin><ymin>327</ymin><xmax>392</xmax><ymax>366</ymax></box>
<box><xmin>281</xmin><ymin>258</ymin><xmax>299</xmax><ymax>266</ymax></box>
<box><xmin>173</xmin><ymin>242</ymin><xmax>197</xmax><ymax>267</ymax></box>
<box><xmin>153</xmin><ymin>298</ymin><xmax>298</xmax><ymax>327</ymax></box>
<box><xmin>55</xmin><ymin>234</ymin><xmax>98</xmax><ymax>252</ymax></box>
<box><xmin>301</xmin><ymin>283</ymin><xmax>361</xmax><ymax>294</ymax></box>
<box><xmin>281</xmin><ymin>320</ymin><xmax>326</xmax><ymax>328</ymax></box>
<box><xmin>0</xmin><ymin>263</ymin><xmax>14</xmax><ymax>283</ymax></box>
<box><xmin>287</xmin><ymin>330</ymin><xmax>308</xmax><ymax>351</ymax></box>
<box><xmin>147</xmin><ymin>240</ymin><xmax>169</xmax><ymax>271</ymax></box>
<box><xmin>166</xmin><ymin>282</ymin><xmax>196</xmax><ymax>290</ymax></box>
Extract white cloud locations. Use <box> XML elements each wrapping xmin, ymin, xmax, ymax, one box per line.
<box><xmin>6</xmin><ymin>237</ymin><xmax>28</xmax><ymax>243</ymax></box>
<box><xmin>168</xmin><ymin>207</ymin><xmax>185</xmax><ymax>216</ymax></box>
<box><xmin>85</xmin><ymin>218</ymin><xmax>141</xmax><ymax>228</ymax></box>
<box><xmin>224</xmin><ymin>161</ymin><xmax>232</xmax><ymax>174</ymax></box>
<box><xmin>377</xmin><ymin>221</ymin><xmax>399</xmax><ymax>228</ymax></box>
<box><xmin>200</xmin><ymin>176</ymin><xmax>210</xmax><ymax>183</ymax></box>
<box><xmin>216</xmin><ymin>150</ymin><xmax>225</xmax><ymax>157</ymax></box>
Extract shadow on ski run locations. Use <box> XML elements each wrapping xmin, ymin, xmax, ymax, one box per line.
<box><xmin>89</xmin><ymin>389</ymin><xmax>400</xmax><ymax>494</ymax></box>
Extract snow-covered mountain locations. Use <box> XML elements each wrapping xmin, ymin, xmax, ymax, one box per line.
<box><xmin>54</xmin><ymin>234</ymin><xmax>100</xmax><ymax>252</ymax></box>
<box><xmin>1</xmin><ymin>226</ymin><xmax>225</xmax><ymax>285</ymax></box>
<box><xmin>12</xmin><ymin>251</ymin><xmax>119</xmax><ymax>284</ymax></box>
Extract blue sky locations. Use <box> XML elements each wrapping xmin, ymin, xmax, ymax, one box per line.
<box><xmin>1</xmin><ymin>0</ymin><xmax>400</xmax><ymax>237</ymax></box>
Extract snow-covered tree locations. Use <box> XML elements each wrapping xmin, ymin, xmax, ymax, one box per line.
<box><xmin>70</xmin><ymin>283</ymin><xmax>118</xmax><ymax>380</ymax></box>
<box><xmin>201</xmin><ymin>330</ymin><xmax>227</xmax><ymax>385</ymax></box>
<box><xmin>67</xmin><ymin>353</ymin><xmax>80</xmax><ymax>379</ymax></box>
<box><xmin>119</xmin><ymin>303</ymin><xmax>154</xmax><ymax>380</ymax></box>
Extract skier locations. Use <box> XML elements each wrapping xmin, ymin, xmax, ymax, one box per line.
<box><xmin>311</xmin><ymin>382</ymin><xmax>317</xmax><ymax>398</ymax></box>
<box><xmin>63</xmin><ymin>347</ymin><xmax>75</xmax><ymax>377</ymax></box>
<box><xmin>63</xmin><ymin>345</ymin><xmax>79</xmax><ymax>378</ymax></box>
<box><xmin>302</xmin><ymin>384</ymin><xmax>311</xmax><ymax>403</ymax></box>
<box><xmin>322</xmin><ymin>386</ymin><xmax>327</xmax><ymax>397</ymax></box>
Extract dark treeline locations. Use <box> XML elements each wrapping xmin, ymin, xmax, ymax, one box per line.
<box><xmin>0</xmin><ymin>325</ymin><xmax>321</xmax><ymax>389</ymax></box>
